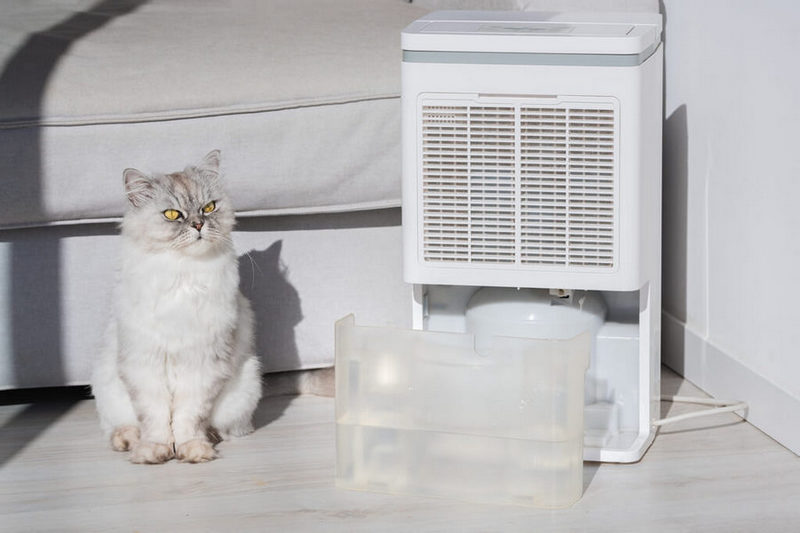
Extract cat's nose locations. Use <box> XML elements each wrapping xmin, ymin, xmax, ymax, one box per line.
<box><xmin>192</xmin><ymin>220</ymin><xmax>204</xmax><ymax>232</ymax></box>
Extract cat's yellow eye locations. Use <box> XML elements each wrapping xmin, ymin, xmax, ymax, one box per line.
<box><xmin>163</xmin><ymin>209</ymin><xmax>181</xmax><ymax>221</ymax></box>
<box><xmin>202</xmin><ymin>201</ymin><xmax>216</xmax><ymax>214</ymax></box>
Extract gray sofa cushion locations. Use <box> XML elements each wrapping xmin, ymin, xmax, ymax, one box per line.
<box><xmin>0</xmin><ymin>0</ymin><xmax>429</xmax><ymax>229</ymax></box>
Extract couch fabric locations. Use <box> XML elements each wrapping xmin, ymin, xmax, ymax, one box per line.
<box><xmin>0</xmin><ymin>0</ymin><xmax>429</xmax><ymax>229</ymax></box>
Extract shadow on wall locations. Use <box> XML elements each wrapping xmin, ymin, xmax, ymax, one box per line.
<box><xmin>659</xmin><ymin>0</ymin><xmax>691</xmax><ymax>376</ymax></box>
<box><xmin>661</xmin><ymin>104</ymin><xmax>689</xmax><ymax>375</ymax></box>
<box><xmin>0</xmin><ymin>0</ymin><xmax>148</xmax><ymax>386</ymax></box>
<box><xmin>238</xmin><ymin>240</ymin><xmax>304</xmax><ymax>429</ymax></box>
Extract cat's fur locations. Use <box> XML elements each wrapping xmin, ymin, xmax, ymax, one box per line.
<box><xmin>91</xmin><ymin>150</ymin><xmax>262</xmax><ymax>464</ymax></box>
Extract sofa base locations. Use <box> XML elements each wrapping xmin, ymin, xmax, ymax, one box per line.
<box><xmin>0</xmin><ymin>208</ymin><xmax>407</xmax><ymax>389</ymax></box>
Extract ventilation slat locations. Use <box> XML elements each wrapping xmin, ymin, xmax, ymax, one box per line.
<box><xmin>421</xmin><ymin>100</ymin><xmax>616</xmax><ymax>268</ymax></box>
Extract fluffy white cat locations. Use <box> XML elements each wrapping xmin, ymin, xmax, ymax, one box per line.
<box><xmin>91</xmin><ymin>150</ymin><xmax>262</xmax><ymax>464</ymax></box>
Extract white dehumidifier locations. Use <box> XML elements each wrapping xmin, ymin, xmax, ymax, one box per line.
<box><xmin>401</xmin><ymin>10</ymin><xmax>663</xmax><ymax>464</ymax></box>
<box><xmin>335</xmin><ymin>10</ymin><xmax>663</xmax><ymax>508</ymax></box>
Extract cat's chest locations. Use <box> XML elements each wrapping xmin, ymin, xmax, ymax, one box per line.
<box><xmin>154</xmin><ymin>271</ymin><xmax>228</xmax><ymax>310</ymax></box>
<box><xmin>120</xmin><ymin>255</ymin><xmax>238</xmax><ymax>320</ymax></box>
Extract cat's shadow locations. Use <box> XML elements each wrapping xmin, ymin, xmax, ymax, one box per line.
<box><xmin>238</xmin><ymin>240</ymin><xmax>303</xmax><ymax>430</ymax></box>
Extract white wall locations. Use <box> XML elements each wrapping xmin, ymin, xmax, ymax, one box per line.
<box><xmin>661</xmin><ymin>0</ymin><xmax>800</xmax><ymax>454</ymax></box>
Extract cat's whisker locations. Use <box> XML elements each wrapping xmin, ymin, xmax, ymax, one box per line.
<box><xmin>245</xmin><ymin>251</ymin><xmax>261</xmax><ymax>274</ymax></box>
<box><xmin>241</xmin><ymin>250</ymin><xmax>260</xmax><ymax>290</ymax></box>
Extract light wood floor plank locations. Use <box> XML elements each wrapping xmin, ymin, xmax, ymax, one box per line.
<box><xmin>1</xmin><ymin>367</ymin><xmax>799</xmax><ymax>532</ymax></box>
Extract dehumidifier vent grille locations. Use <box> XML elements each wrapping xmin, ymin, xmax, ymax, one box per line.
<box><xmin>420</xmin><ymin>99</ymin><xmax>617</xmax><ymax>269</ymax></box>
<box><xmin>421</xmin><ymin>105</ymin><xmax>517</xmax><ymax>263</ymax></box>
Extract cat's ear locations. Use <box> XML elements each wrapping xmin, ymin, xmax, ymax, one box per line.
<box><xmin>123</xmin><ymin>168</ymin><xmax>155</xmax><ymax>207</ymax></box>
<box><xmin>201</xmin><ymin>150</ymin><xmax>221</xmax><ymax>172</ymax></box>
<box><xmin>198</xmin><ymin>150</ymin><xmax>221</xmax><ymax>182</ymax></box>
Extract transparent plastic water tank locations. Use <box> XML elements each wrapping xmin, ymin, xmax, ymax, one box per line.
<box><xmin>335</xmin><ymin>314</ymin><xmax>591</xmax><ymax>508</ymax></box>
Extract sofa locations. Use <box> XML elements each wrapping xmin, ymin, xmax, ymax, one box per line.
<box><xmin>0</xmin><ymin>0</ymin><xmax>656</xmax><ymax>390</ymax></box>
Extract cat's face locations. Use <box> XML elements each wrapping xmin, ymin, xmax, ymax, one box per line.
<box><xmin>121</xmin><ymin>150</ymin><xmax>236</xmax><ymax>255</ymax></box>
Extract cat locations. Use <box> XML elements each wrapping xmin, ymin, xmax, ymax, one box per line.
<box><xmin>91</xmin><ymin>150</ymin><xmax>262</xmax><ymax>464</ymax></box>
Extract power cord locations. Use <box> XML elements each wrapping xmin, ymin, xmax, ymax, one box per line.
<box><xmin>654</xmin><ymin>395</ymin><xmax>749</xmax><ymax>427</ymax></box>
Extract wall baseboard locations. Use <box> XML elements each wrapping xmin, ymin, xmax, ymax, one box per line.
<box><xmin>662</xmin><ymin>311</ymin><xmax>800</xmax><ymax>456</ymax></box>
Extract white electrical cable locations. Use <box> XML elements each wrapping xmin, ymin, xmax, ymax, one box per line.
<box><xmin>654</xmin><ymin>395</ymin><xmax>749</xmax><ymax>427</ymax></box>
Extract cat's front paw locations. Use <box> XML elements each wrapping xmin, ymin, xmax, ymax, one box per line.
<box><xmin>110</xmin><ymin>425</ymin><xmax>140</xmax><ymax>452</ymax></box>
<box><xmin>129</xmin><ymin>441</ymin><xmax>175</xmax><ymax>464</ymax></box>
<box><xmin>176</xmin><ymin>439</ymin><xmax>217</xmax><ymax>463</ymax></box>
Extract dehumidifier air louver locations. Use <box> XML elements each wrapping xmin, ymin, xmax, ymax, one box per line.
<box><xmin>401</xmin><ymin>11</ymin><xmax>663</xmax><ymax>464</ymax></box>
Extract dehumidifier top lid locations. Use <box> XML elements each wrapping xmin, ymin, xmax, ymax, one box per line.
<box><xmin>402</xmin><ymin>11</ymin><xmax>662</xmax><ymax>56</ymax></box>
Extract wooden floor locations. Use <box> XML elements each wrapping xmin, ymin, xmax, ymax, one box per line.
<box><xmin>1</xmin><ymin>367</ymin><xmax>799</xmax><ymax>532</ymax></box>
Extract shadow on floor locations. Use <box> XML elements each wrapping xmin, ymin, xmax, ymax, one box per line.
<box><xmin>251</xmin><ymin>394</ymin><xmax>296</xmax><ymax>431</ymax></box>
<box><xmin>583</xmin><ymin>461</ymin><xmax>601</xmax><ymax>492</ymax></box>
<box><xmin>660</xmin><ymin>368</ymin><xmax>684</xmax><ymax>419</ymax></box>
<box><xmin>0</xmin><ymin>401</ymin><xmax>81</xmax><ymax>467</ymax></box>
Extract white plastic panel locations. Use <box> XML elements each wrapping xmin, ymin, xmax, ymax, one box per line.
<box><xmin>402</xmin><ymin>11</ymin><xmax>662</xmax><ymax>55</ymax></box>
<box><xmin>421</xmin><ymin>22</ymin><xmax>634</xmax><ymax>38</ymax></box>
